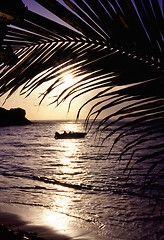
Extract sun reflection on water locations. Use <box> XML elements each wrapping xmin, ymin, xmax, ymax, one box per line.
<box><xmin>42</xmin><ymin>137</ymin><xmax>83</xmax><ymax>234</ymax></box>
<box><xmin>44</xmin><ymin>185</ymin><xmax>74</xmax><ymax>232</ymax></box>
<box><xmin>60</xmin><ymin>141</ymin><xmax>80</xmax><ymax>176</ymax></box>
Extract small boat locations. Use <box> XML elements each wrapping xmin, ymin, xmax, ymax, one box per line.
<box><xmin>54</xmin><ymin>131</ymin><xmax>87</xmax><ymax>139</ymax></box>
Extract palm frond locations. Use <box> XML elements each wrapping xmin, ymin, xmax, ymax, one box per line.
<box><xmin>0</xmin><ymin>0</ymin><xmax>163</xmax><ymax>204</ymax></box>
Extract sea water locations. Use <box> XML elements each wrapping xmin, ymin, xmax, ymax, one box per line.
<box><xmin>0</xmin><ymin>120</ymin><xmax>163</xmax><ymax>239</ymax></box>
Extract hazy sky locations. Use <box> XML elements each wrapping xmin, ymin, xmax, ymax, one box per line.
<box><xmin>0</xmin><ymin>88</ymin><xmax>91</xmax><ymax>120</ymax></box>
<box><xmin>1</xmin><ymin>0</ymin><xmax>163</xmax><ymax>120</ymax></box>
<box><xmin>0</xmin><ymin>0</ymin><xmax>93</xmax><ymax>120</ymax></box>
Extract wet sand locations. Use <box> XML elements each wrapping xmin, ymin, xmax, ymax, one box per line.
<box><xmin>0</xmin><ymin>203</ymin><xmax>100</xmax><ymax>240</ymax></box>
<box><xmin>0</xmin><ymin>211</ymin><xmax>72</xmax><ymax>240</ymax></box>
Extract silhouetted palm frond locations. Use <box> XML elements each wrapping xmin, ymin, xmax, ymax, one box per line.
<box><xmin>0</xmin><ymin>0</ymin><xmax>164</xmax><ymax>204</ymax></box>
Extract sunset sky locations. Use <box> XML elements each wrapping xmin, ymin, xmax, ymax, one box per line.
<box><xmin>0</xmin><ymin>0</ymin><xmax>93</xmax><ymax>120</ymax></box>
<box><xmin>0</xmin><ymin>74</ymin><xmax>93</xmax><ymax>120</ymax></box>
<box><xmin>0</xmin><ymin>0</ymin><xmax>162</xmax><ymax>120</ymax></box>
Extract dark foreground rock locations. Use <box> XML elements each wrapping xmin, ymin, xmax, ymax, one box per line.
<box><xmin>0</xmin><ymin>225</ymin><xmax>45</xmax><ymax>240</ymax></box>
<box><xmin>0</xmin><ymin>107</ymin><xmax>32</xmax><ymax>127</ymax></box>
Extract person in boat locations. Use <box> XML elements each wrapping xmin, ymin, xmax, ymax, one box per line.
<box><xmin>55</xmin><ymin>131</ymin><xmax>86</xmax><ymax>139</ymax></box>
<box><xmin>55</xmin><ymin>131</ymin><xmax>70</xmax><ymax>137</ymax></box>
<box><xmin>54</xmin><ymin>132</ymin><xmax>60</xmax><ymax>138</ymax></box>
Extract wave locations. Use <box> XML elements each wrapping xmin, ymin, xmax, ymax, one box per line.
<box><xmin>2</xmin><ymin>200</ymin><xmax>95</xmax><ymax>223</ymax></box>
<box><xmin>1</xmin><ymin>172</ymin><xmax>162</xmax><ymax>201</ymax></box>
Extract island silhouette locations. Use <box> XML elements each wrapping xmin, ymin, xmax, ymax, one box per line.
<box><xmin>0</xmin><ymin>107</ymin><xmax>31</xmax><ymax>127</ymax></box>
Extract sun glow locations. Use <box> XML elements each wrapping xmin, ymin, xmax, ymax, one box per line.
<box><xmin>63</xmin><ymin>72</ymin><xmax>74</xmax><ymax>82</ymax></box>
<box><xmin>42</xmin><ymin>139</ymin><xmax>83</xmax><ymax>235</ymax></box>
<box><xmin>0</xmin><ymin>68</ymin><xmax>90</xmax><ymax>120</ymax></box>
<box><xmin>61</xmin><ymin>72</ymin><xmax>77</xmax><ymax>89</ymax></box>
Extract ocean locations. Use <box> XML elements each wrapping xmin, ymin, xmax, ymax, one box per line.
<box><xmin>0</xmin><ymin>120</ymin><xmax>163</xmax><ymax>240</ymax></box>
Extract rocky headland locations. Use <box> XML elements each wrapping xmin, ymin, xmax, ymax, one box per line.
<box><xmin>0</xmin><ymin>107</ymin><xmax>32</xmax><ymax>127</ymax></box>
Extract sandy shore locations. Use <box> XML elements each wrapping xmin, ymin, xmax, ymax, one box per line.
<box><xmin>0</xmin><ymin>203</ymin><xmax>100</xmax><ymax>240</ymax></box>
<box><xmin>0</xmin><ymin>211</ymin><xmax>72</xmax><ymax>240</ymax></box>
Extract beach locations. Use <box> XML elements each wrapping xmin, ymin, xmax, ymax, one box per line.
<box><xmin>0</xmin><ymin>0</ymin><xmax>163</xmax><ymax>238</ymax></box>
<box><xmin>0</xmin><ymin>120</ymin><xmax>163</xmax><ymax>240</ymax></box>
<box><xmin>0</xmin><ymin>203</ymin><xmax>100</xmax><ymax>240</ymax></box>
<box><xmin>0</xmin><ymin>206</ymin><xmax>68</xmax><ymax>240</ymax></box>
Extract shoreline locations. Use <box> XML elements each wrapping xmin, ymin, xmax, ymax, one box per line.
<box><xmin>0</xmin><ymin>211</ymin><xmax>71</xmax><ymax>240</ymax></box>
<box><xmin>0</xmin><ymin>203</ymin><xmax>101</xmax><ymax>240</ymax></box>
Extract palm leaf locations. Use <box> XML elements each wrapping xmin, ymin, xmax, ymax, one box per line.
<box><xmin>0</xmin><ymin>0</ymin><xmax>163</xmax><ymax>205</ymax></box>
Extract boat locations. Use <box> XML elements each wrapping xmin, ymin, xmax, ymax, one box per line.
<box><xmin>54</xmin><ymin>131</ymin><xmax>87</xmax><ymax>139</ymax></box>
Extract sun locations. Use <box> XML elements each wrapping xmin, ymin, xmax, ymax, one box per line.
<box><xmin>63</xmin><ymin>73</ymin><xmax>74</xmax><ymax>82</ymax></box>
<box><xmin>61</xmin><ymin>72</ymin><xmax>77</xmax><ymax>89</ymax></box>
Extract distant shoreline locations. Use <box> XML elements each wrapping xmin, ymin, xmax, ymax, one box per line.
<box><xmin>0</xmin><ymin>107</ymin><xmax>32</xmax><ymax>127</ymax></box>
